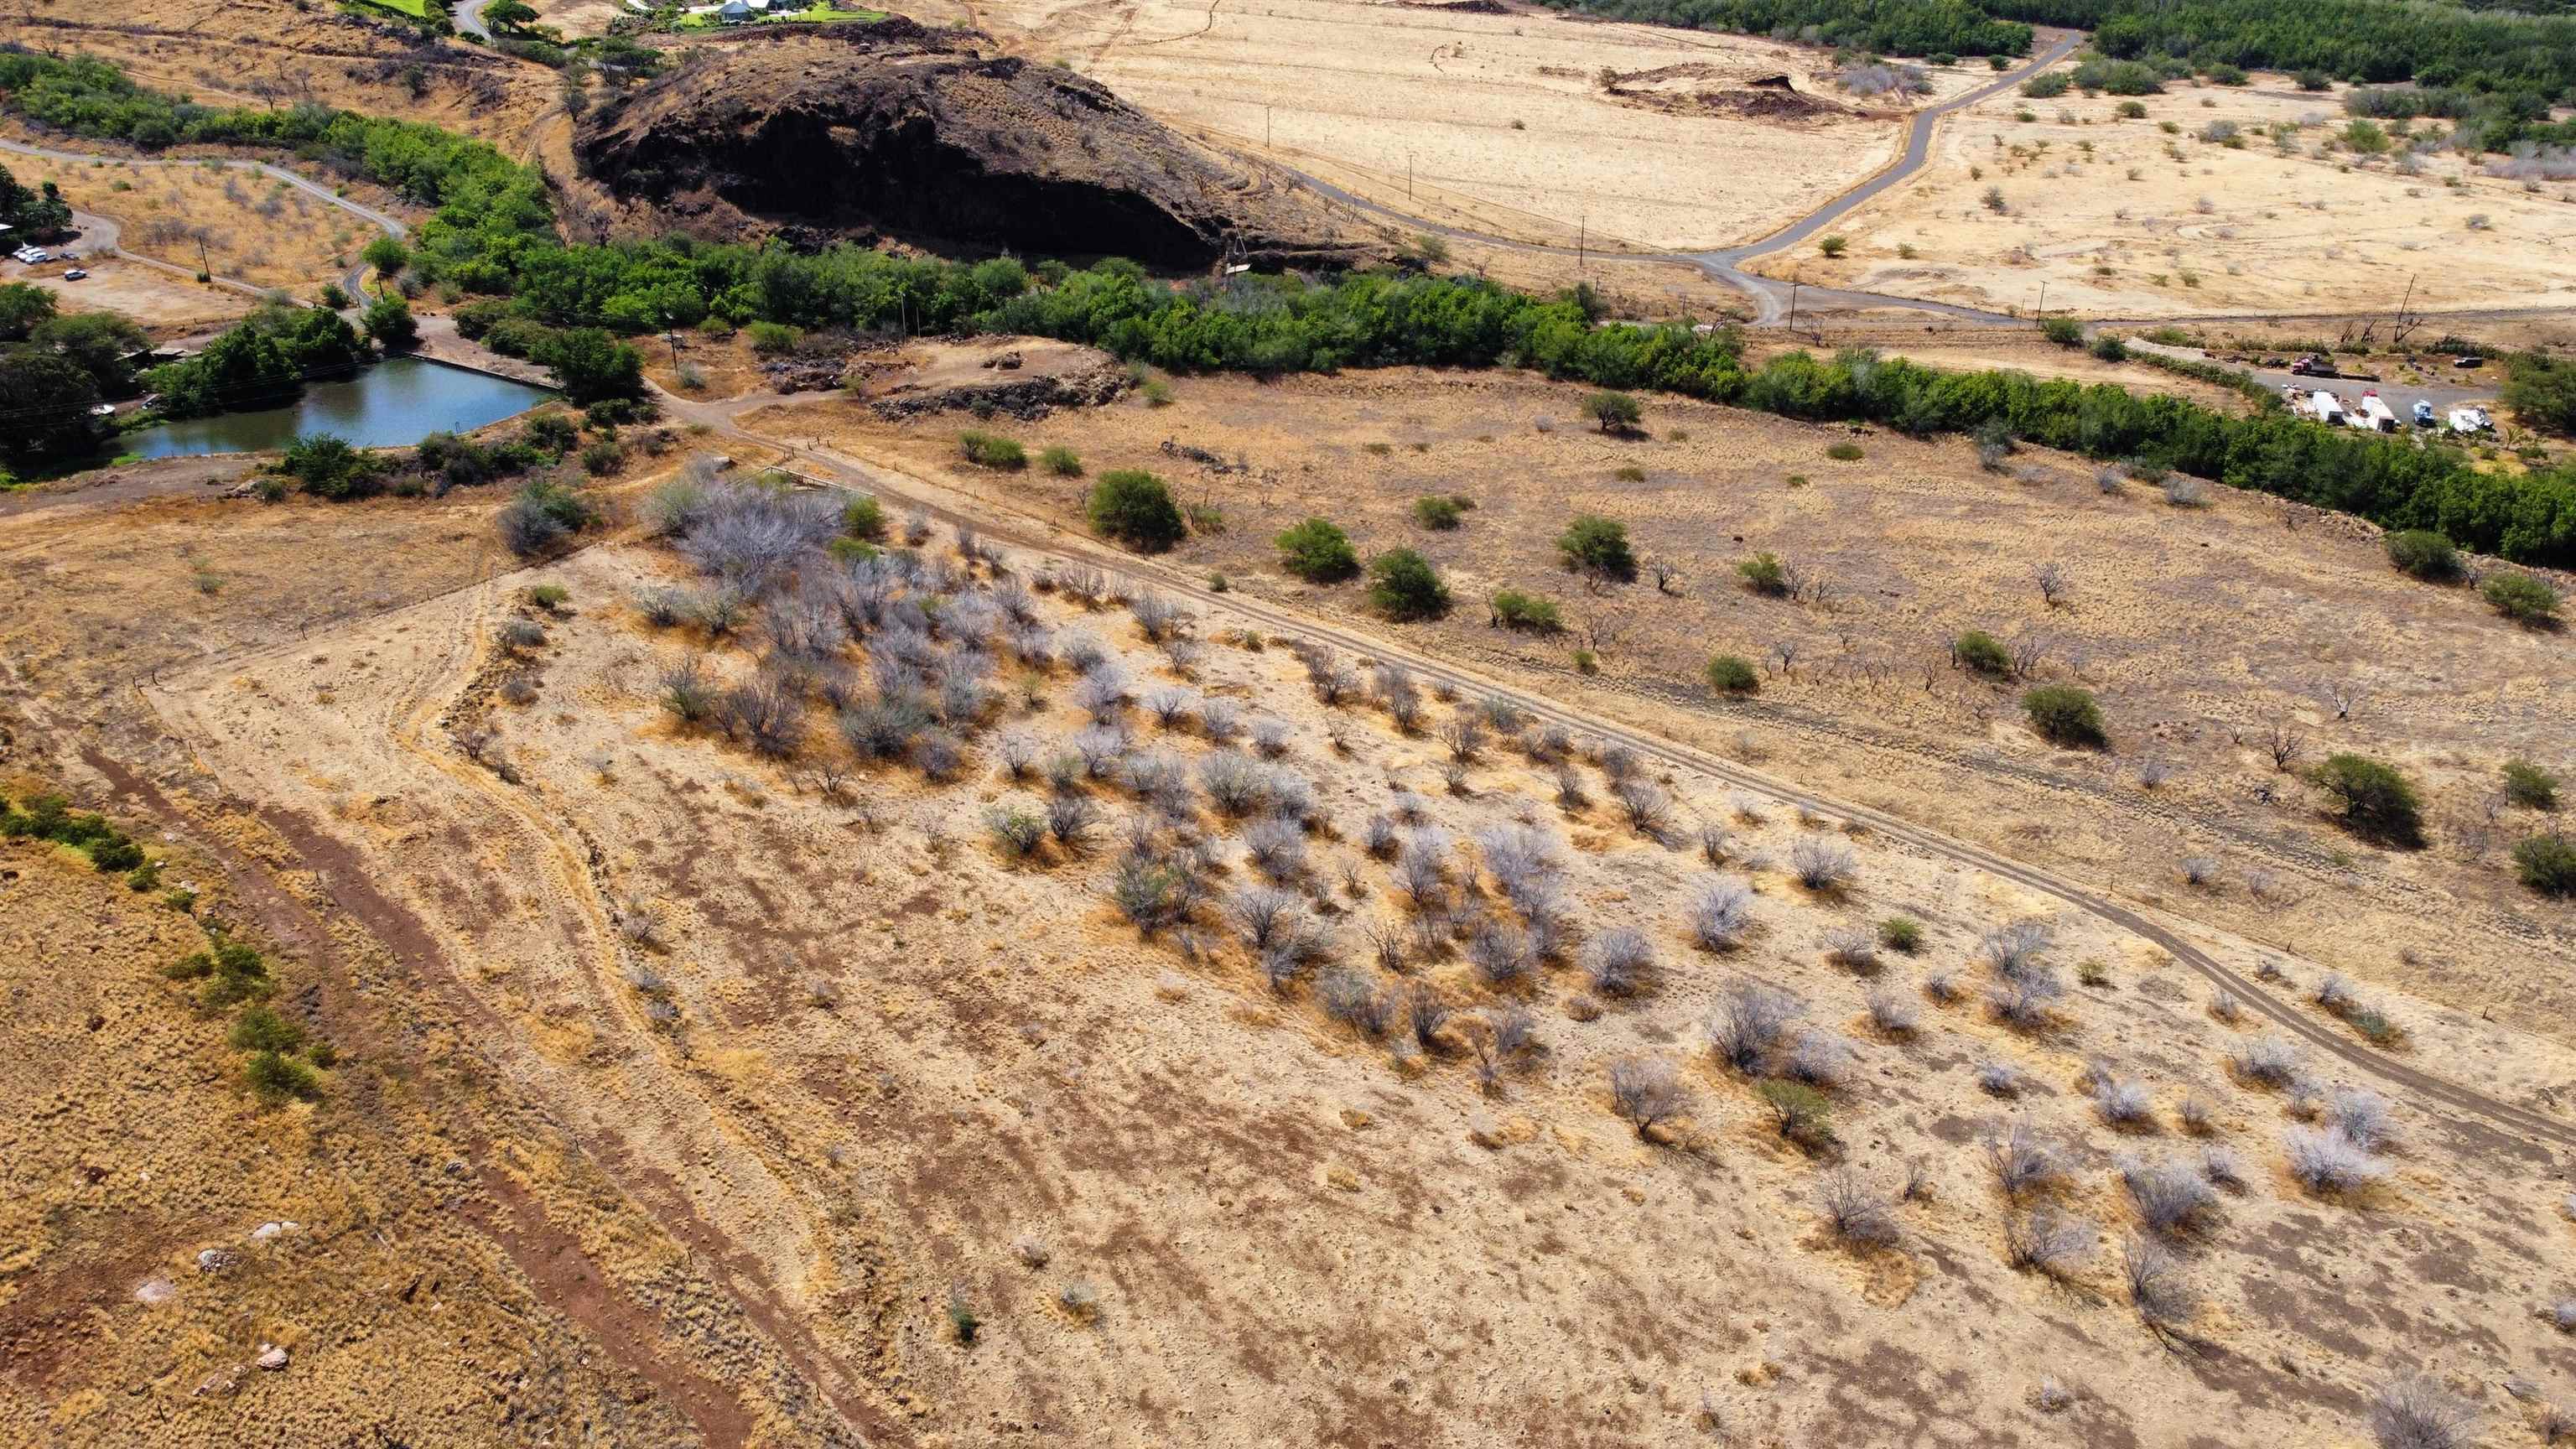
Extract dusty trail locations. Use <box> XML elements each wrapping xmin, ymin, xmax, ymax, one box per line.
<box><xmin>685</xmin><ymin>392</ymin><xmax>2576</xmax><ymax>1162</ymax></box>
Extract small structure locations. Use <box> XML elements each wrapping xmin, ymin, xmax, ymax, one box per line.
<box><xmin>716</xmin><ymin>0</ymin><xmax>755</xmax><ymax>20</ymax></box>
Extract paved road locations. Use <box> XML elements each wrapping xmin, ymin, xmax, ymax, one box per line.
<box><xmin>0</xmin><ymin>136</ymin><xmax>407</xmax><ymax>299</ymax></box>
<box><xmin>1266</xmin><ymin>31</ymin><xmax>2084</xmax><ymax>326</ymax></box>
<box><xmin>454</xmin><ymin>0</ymin><xmax>496</xmax><ymax>41</ymax></box>
<box><xmin>671</xmin><ymin>386</ymin><xmax>2575</xmax><ymax>1161</ymax></box>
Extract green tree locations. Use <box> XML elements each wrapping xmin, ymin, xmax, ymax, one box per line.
<box><xmin>2481</xmin><ymin>571</ymin><xmax>2560</xmax><ymax>625</ymax></box>
<box><xmin>1817</xmin><ymin>235</ymin><xmax>1849</xmax><ymax>258</ymax></box>
<box><xmin>1366</xmin><ymin>548</ymin><xmax>1451</xmax><ymax>620</ymax></box>
<box><xmin>30</xmin><ymin>311</ymin><xmax>149</xmax><ymax>394</ymax></box>
<box><xmin>361</xmin><ymin>236</ymin><xmax>410</xmax><ymax>289</ymax></box>
<box><xmin>1488</xmin><ymin>589</ymin><xmax>1562</xmax><ymax>631</ymax></box>
<box><xmin>2383</xmin><ymin>529</ymin><xmax>2460</xmax><ymax>581</ymax></box>
<box><xmin>1705</xmin><ymin>654</ymin><xmax>1758</xmax><ymax>693</ymax></box>
<box><xmin>2502</xmin><ymin>354</ymin><xmax>2576</xmax><ymax>437</ymax></box>
<box><xmin>2501</xmin><ymin>760</ymin><xmax>2558</xmax><ymax>811</ymax></box>
<box><xmin>362</xmin><ymin>294</ymin><xmax>418</xmax><ymax>351</ymax></box>
<box><xmin>1581</xmin><ymin>390</ymin><xmax>1642</xmax><ymax>434</ymax></box>
<box><xmin>0</xmin><ymin>350</ymin><xmax>108</xmax><ymax>465</ymax></box>
<box><xmin>1086</xmin><ymin>469</ymin><xmax>1185</xmax><ymax>552</ymax></box>
<box><xmin>1556</xmin><ymin>513</ymin><xmax>1638</xmax><ymax>582</ymax></box>
<box><xmin>2040</xmin><ymin>316</ymin><xmax>2084</xmax><ymax>347</ymax></box>
<box><xmin>0</xmin><ymin>280</ymin><xmax>56</xmax><ymax>340</ymax></box>
<box><xmin>484</xmin><ymin>0</ymin><xmax>539</xmax><ymax>23</ymax></box>
<box><xmin>2514</xmin><ymin>834</ymin><xmax>2576</xmax><ymax>896</ymax></box>
<box><xmin>151</xmin><ymin>323</ymin><xmax>299</xmax><ymax>416</ymax></box>
<box><xmin>533</xmin><ymin>327</ymin><xmax>643</xmax><ymax>404</ymax></box>
<box><xmin>281</xmin><ymin>434</ymin><xmax>380</xmax><ymax>500</ymax></box>
<box><xmin>1274</xmin><ymin>517</ymin><xmax>1359</xmax><ymax>582</ymax></box>
<box><xmin>2310</xmin><ymin>753</ymin><xmax>2425</xmax><ymax>847</ymax></box>
<box><xmin>276</xmin><ymin>307</ymin><xmax>365</xmax><ymax>372</ymax></box>
<box><xmin>1953</xmin><ymin>629</ymin><xmax>2012</xmax><ymax>676</ymax></box>
<box><xmin>2022</xmin><ymin>684</ymin><xmax>2106</xmax><ymax>748</ymax></box>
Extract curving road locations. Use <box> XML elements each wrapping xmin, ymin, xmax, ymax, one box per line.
<box><xmin>1265</xmin><ymin>31</ymin><xmax>2084</xmax><ymax>325</ymax></box>
<box><xmin>0</xmin><ymin>137</ymin><xmax>408</xmax><ymax>300</ymax></box>
<box><xmin>664</xmin><ymin>385</ymin><xmax>2575</xmax><ymax>1161</ymax></box>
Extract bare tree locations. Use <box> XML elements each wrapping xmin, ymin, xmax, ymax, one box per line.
<box><xmin>1818</xmin><ymin>1168</ymin><xmax>1898</xmax><ymax>1247</ymax></box>
<box><xmin>2122</xmin><ymin>1234</ymin><xmax>2195</xmax><ymax>1329</ymax></box>
<box><xmin>1649</xmin><ymin>560</ymin><xmax>1682</xmax><ymax>596</ymax></box>
<box><xmin>1607</xmin><ymin>1057</ymin><xmax>1690</xmax><ymax>1140</ymax></box>
<box><xmin>2266</xmin><ymin>722</ymin><xmax>2307</xmax><ymax>772</ymax></box>
<box><xmin>2323</xmin><ymin>678</ymin><xmax>2365</xmax><ymax>722</ymax></box>
<box><xmin>2368</xmin><ymin>1375</ymin><xmax>2476</xmax><ymax>1449</ymax></box>
<box><xmin>2033</xmin><ymin>561</ymin><xmax>2070</xmax><ymax>608</ymax></box>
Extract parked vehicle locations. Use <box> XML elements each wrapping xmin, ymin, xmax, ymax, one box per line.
<box><xmin>2412</xmin><ymin>399</ymin><xmax>2435</xmax><ymax>428</ymax></box>
<box><xmin>2454</xmin><ymin>355</ymin><xmax>2485</xmax><ymax>369</ymax></box>
<box><xmin>61</xmin><ymin>267</ymin><xmax>86</xmax><ymax>281</ymax></box>
<box><xmin>2307</xmin><ymin>390</ymin><xmax>2348</xmax><ymax>426</ymax></box>
<box><xmin>2448</xmin><ymin>406</ymin><xmax>2493</xmax><ymax>434</ymax></box>
<box><xmin>2354</xmin><ymin>392</ymin><xmax>2399</xmax><ymax>433</ymax></box>
<box><xmin>2288</xmin><ymin>354</ymin><xmax>2334</xmax><ymax>377</ymax></box>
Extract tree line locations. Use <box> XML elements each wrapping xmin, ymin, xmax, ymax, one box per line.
<box><xmin>1539</xmin><ymin>0</ymin><xmax>2576</xmax><ymax>105</ymax></box>
<box><xmin>3</xmin><ymin>49</ymin><xmax>2568</xmax><ymax>562</ymax></box>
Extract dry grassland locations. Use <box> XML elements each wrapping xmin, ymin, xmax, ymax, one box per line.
<box><xmin>958</xmin><ymin>0</ymin><xmax>1963</xmax><ymax>252</ymax></box>
<box><xmin>1</xmin><ymin>386</ymin><xmax>2572</xmax><ymax>1441</ymax></box>
<box><xmin>767</xmin><ymin>349</ymin><xmax>2576</xmax><ymax>1051</ymax></box>
<box><xmin>3</xmin><ymin>148</ymin><xmax>370</xmax><ymax>296</ymax></box>
<box><xmin>3</xmin><ymin>255</ymin><xmax>252</xmax><ymax>335</ymax></box>
<box><xmin>1753</xmin><ymin>67</ymin><xmax>2576</xmax><ymax>318</ymax></box>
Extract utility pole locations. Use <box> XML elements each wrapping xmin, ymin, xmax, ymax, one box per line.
<box><xmin>1265</xmin><ymin>105</ymin><xmax>1272</xmax><ymax>148</ymax></box>
<box><xmin>2037</xmin><ymin>280</ymin><xmax>2047</xmax><ymax>320</ymax></box>
<box><xmin>1578</xmin><ymin>211</ymin><xmax>1587</xmax><ymax>274</ymax></box>
<box><xmin>1789</xmin><ymin>275</ymin><xmax>1800</xmax><ymax>335</ymax></box>
<box><xmin>195</xmin><ymin>234</ymin><xmax>210</xmax><ymax>282</ymax></box>
<box><xmin>1406</xmin><ymin>153</ymin><xmax>1414</xmax><ymax>202</ymax></box>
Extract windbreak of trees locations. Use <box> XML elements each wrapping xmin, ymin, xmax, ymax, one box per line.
<box><xmin>7</xmin><ymin>49</ymin><xmax>2571</xmax><ymax>563</ymax></box>
<box><xmin>1539</xmin><ymin>0</ymin><xmax>2033</xmax><ymax>60</ymax></box>
<box><xmin>1538</xmin><ymin>0</ymin><xmax>2576</xmax><ymax>105</ymax></box>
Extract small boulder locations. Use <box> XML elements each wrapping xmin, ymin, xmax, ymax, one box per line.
<box><xmin>256</xmin><ymin>1345</ymin><xmax>288</xmax><ymax>1372</ymax></box>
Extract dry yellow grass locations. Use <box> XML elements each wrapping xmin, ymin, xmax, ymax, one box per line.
<box><xmin>1750</xmin><ymin>66</ymin><xmax>2576</xmax><ymax>317</ymax></box>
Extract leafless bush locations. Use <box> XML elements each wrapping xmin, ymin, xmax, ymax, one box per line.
<box><xmin>1057</xmin><ymin>564</ymin><xmax>1106</xmax><ymax>605</ymax></box>
<box><xmin>1783</xmin><ymin>1027</ymin><xmax>1855</xmax><ymax>1087</ymax></box>
<box><xmin>2122</xmin><ymin>1234</ymin><xmax>2196</xmax><ymax>1328</ymax></box>
<box><xmin>2231</xmin><ymin>1036</ymin><xmax>2301</xmax><ymax>1087</ymax></box>
<box><xmin>1554</xmin><ymin>766</ymin><xmax>1589</xmax><ymax>810</ymax></box>
<box><xmin>2369</xmin><ymin>1374</ymin><xmax>2477</xmax><ymax>1449</ymax></box>
<box><xmin>1396</xmin><ymin>837</ymin><xmax>1449</xmax><ymax>910</ymax></box>
<box><xmin>1708</xmin><ymin>981</ymin><xmax>1801</xmax><ymax>1073</ymax></box>
<box><xmin>674</xmin><ymin>483</ymin><xmax>841</xmax><ymax>590</ymax></box>
<box><xmin>2176</xmin><ymin>1093</ymin><xmax>2213</xmax><ymax>1135</ymax></box>
<box><xmin>1406</xmin><ymin>984</ymin><xmax>1450</xmax><ymax>1052</ymax></box>
<box><xmin>2324</xmin><ymin>1088</ymin><xmax>2395</xmax><ymax>1153</ymax></box>
<box><xmin>2093</xmin><ymin>1076</ymin><xmax>2153</xmax><ymax>1128</ymax></box>
<box><xmin>1613</xmin><ymin>778</ymin><xmax>1674</xmax><ymax>839</ymax></box>
<box><xmin>1867</xmin><ymin>986</ymin><xmax>1919</xmax><ymax>1037</ymax></box>
<box><xmin>1475</xmin><ymin>824</ymin><xmax>1561</xmax><ymax>911</ymax></box>
<box><xmin>1244</xmin><ymin>818</ymin><xmax>1306</xmax><ymax>881</ymax></box>
<box><xmin>1687</xmin><ymin>877</ymin><xmax>1753</xmax><ymax>951</ymax></box>
<box><xmin>1143</xmin><ymin>688</ymin><xmax>1194</xmax><ymax>728</ymax></box>
<box><xmin>717</xmin><ymin>677</ymin><xmax>806</xmax><ymax>758</ymax></box>
<box><xmin>1228</xmin><ymin>886</ymin><xmax>1301</xmax><ymax>952</ymax></box>
<box><xmin>1823</xmin><ymin>927</ymin><xmax>1880</xmax><ymax>974</ymax></box>
<box><xmin>1437</xmin><ymin>714</ymin><xmax>1484</xmax><ymax>764</ymax></box>
<box><xmin>1598</xmin><ymin>743</ymin><xmax>1641</xmax><ymax>782</ymax></box>
<box><xmin>2551</xmin><ymin>1301</ymin><xmax>2576</xmax><ymax>1334</ymax></box>
<box><xmin>1129</xmin><ymin>590</ymin><xmax>1187</xmax><ymax>642</ymax></box>
<box><xmin>1046</xmin><ymin>793</ymin><xmax>1098</xmax><ymax>852</ymax></box>
<box><xmin>1249</xmin><ymin>717</ymin><xmax>1291</xmax><ymax>759</ymax></box>
<box><xmin>2485</xmin><ymin>143</ymin><xmax>2576</xmax><ymax>181</ymax></box>
<box><xmin>988</xmin><ymin>804</ymin><xmax>1047</xmax><ymax>857</ymax></box>
<box><xmin>1985</xmin><ymin>1122</ymin><xmax>2064</xmax><ymax>1197</ymax></box>
<box><xmin>912</xmin><ymin>729</ymin><xmax>964</xmax><ymax>781</ymax></box>
<box><xmin>1789</xmin><ymin>835</ymin><xmax>1856</xmax><ymax>891</ymax></box>
<box><xmin>1818</xmin><ymin>1168</ymin><xmax>1898</xmax><ymax>1247</ymax></box>
<box><xmin>1988</xmin><ymin>967</ymin><xmax>2065</xmax><ymax>1031</ymax></box>
<box><xmin>2122</xmin><ymin>1155</ymin><xmax>2217</xmax><ymax>1235</ymax></box>
<box><xmin>2315</xmin><ymin>972</ymin><xmax>2361</xmax><ymax>1015</ymax></box>
<box><xmin>1585</xmin><ymin>927</ymin><xmax>1654</xmax><ymax>999</ymax></box>
<box><xmin>1607</xmin><ymin>1056</ymin><xmax>1689</xmax><ymax>1140</ymax></box>
<box><xmin>2284</xmin><ymin>1125</ymin><xmax>2388</xmax><ymax>1195</ymax></box>
<box><xmin>2199</xmin><ymin>1145</ymin><xmax>2246</xmax><ymax>1191</ymax></box>
<box><xmin>2005</xmin><ymin>1205</ymin><xmax>2096</xmax><ymax>1278</ymax></box>
<box><xmin>1696</xmin><ymin>823</ymin><xmax>1731</xmax><ymax>866</ymax></box>
<box><xmin>1467</xmin><ymin>922</ymin><xmax>1534</xmax><ymax>987</ymax></box>
<box><xmin>2210</xmin><ymin>990</ymin><xmax>2241</xmax><ymax>1024</ymax></box>
<box><xmin>1072</xmin><ymin>724</ymin><xmax>1130</xmax><ymax>780</ymax></box>
<box><xmin>1362</xmin><ymin>813</ymin><xmax>1399</xmax><ymax>858</ymax></box>
<box><xmin>1197</xmin><ymin>699</ymin><xmax>1242</xmax><ymax>745</ymax></box>
<box><xmin>2179</xmin><ymin>854</ymin><xmax>2220</xmax><ymax>886</ymax></box>
<box><xmin>1980</xmin><ymin>921</ymin><xmax>2053</xmax><ymax>977</ymax></box>
<box><xmin>1199</xmin><ymin>752</ymin><xmax>1267</xmax><ymax>815</ymax></box>
<box><xmin>1317</xmin><ymin>966</ymin><xmax>1393</xmax><ymax>1036</ymax></box>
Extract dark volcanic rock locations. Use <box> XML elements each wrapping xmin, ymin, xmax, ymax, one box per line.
<box><xmin>577</xmin><ymin>29</ymin><xmax>1358</xmax><ymax>267</ymax></box>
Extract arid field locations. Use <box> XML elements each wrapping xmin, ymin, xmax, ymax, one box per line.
<box><xmin>1748</xmin><ymin>65</ymin><xmax>2576</xmax><ymax>319</ymax></box>
<box><xmin>5</xmin><ymin>0</ymin><xmax>2576</xmax><ymax>1442</ymax></box>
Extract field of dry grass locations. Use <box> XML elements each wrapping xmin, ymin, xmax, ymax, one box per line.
<box><xmin>759</xmin><ymin>346</ymin><xmax>2576</xmax><ymax>1049</ymax></box>
<box><xmin>952</xmin><ymin>0</ymin><xmax>1959</xmax><ymax>252</ymax></box>
<box><xmin>1750</xmin><ymin>65</ymin><xmax>2576</xmax><ymax>319</ymax></box>
<box><xmin>2</xmin><ymin>146</ymin><xmax>371</xmax><ymax>296</ymax></box>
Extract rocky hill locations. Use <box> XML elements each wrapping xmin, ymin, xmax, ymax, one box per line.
<box><xmin>576</xmin><ymin>26</ymin><xmax>1360</xmax><ymax>267</ymax></box>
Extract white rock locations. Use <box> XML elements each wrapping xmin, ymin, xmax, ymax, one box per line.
<box><xmin>250</xmin><ymin>1223</ymin><xmax>283</xmax><ymax>1243</ymax></box>
<box><xmin>255</xmin><ymin>1345</ymin><xmax>288</xmax><ymax>1372</ymax></box>
<box><xmin>132</xmin><ymin>1277</ymin><xmax>176</xmax><ymax>1306</ymax></box>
